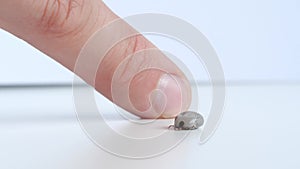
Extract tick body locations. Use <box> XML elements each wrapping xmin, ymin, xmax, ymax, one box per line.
<box><xmin>169</xmin><ymin>111</ymin><xmax>204</xmax><ymax>130</ymax></box>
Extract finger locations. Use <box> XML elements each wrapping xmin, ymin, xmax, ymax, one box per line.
<box><xmin>0</xmin><ymin>0</ymin><xmax>192</xmax><ymax>118</ymax></box>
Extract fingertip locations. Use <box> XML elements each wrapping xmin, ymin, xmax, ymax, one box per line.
<box><xmin>153</xmin><ymin>73</ymin><xmax>191</xmax><ymax>119</ymax></box>
<box><xmin>129</xmin><ymin>72</ymin><xmax>191</xmax><ymax>119</ymax></box>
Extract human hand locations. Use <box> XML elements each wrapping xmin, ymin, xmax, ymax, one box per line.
<box><xmin>0</xmin><ymin>0</ymin><xmax>191</xmax><ymax>118</ymax></box>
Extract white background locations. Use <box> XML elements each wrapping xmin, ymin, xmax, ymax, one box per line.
<box><xmin>0</xmin><ymin>0</ymin><xmax>299</xmax><ymax>84</ymax></box>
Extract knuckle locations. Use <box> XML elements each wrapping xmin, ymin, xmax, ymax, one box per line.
<box><xmin>37</xmin><ymin>0</ymin><xmax>88</xmax><ymax>37</ymax></box>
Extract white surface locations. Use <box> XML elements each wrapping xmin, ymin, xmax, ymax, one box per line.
<box><xmin>1</xmin><ymin>0</ymin><xmax>300</xmax><ymax>84</ymax></box>
<box><xmin>1</xmin><ymin>84</ymin><xmax>300</xmax><ymax>169</ymax></box>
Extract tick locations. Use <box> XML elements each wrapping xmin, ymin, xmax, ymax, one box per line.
<box><xmin>169</xmin><ymin>111</ymin><xmax>204</xmax><ymax>130</ymax></box>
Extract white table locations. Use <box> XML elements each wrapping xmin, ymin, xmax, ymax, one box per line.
<box><xmin>1</xmin><ymin>84</ymin><xmax>299</xmax><ymax>169</ymax></box>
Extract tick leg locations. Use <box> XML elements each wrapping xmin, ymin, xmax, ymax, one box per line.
<box><xmin>174</xmin><ymin>127</ymin><xmax>182</xmax><ymax>131</ymax></box>
<box><xmin>168</xmin><ymin>125</ymin><xmax>175</xmax><ymax>130</ymax></box>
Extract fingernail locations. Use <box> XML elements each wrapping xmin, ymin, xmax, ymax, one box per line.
<box><xmin>151</xmin><ymin>74</ymin><xmax>191</xmax><ymax>118</ymax></box>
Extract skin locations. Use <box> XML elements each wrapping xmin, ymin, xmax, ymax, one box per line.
<box><xmin>0</xmin><ymin>0</ymin><xmax>192</xmax><ymax>119</ymax></box>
